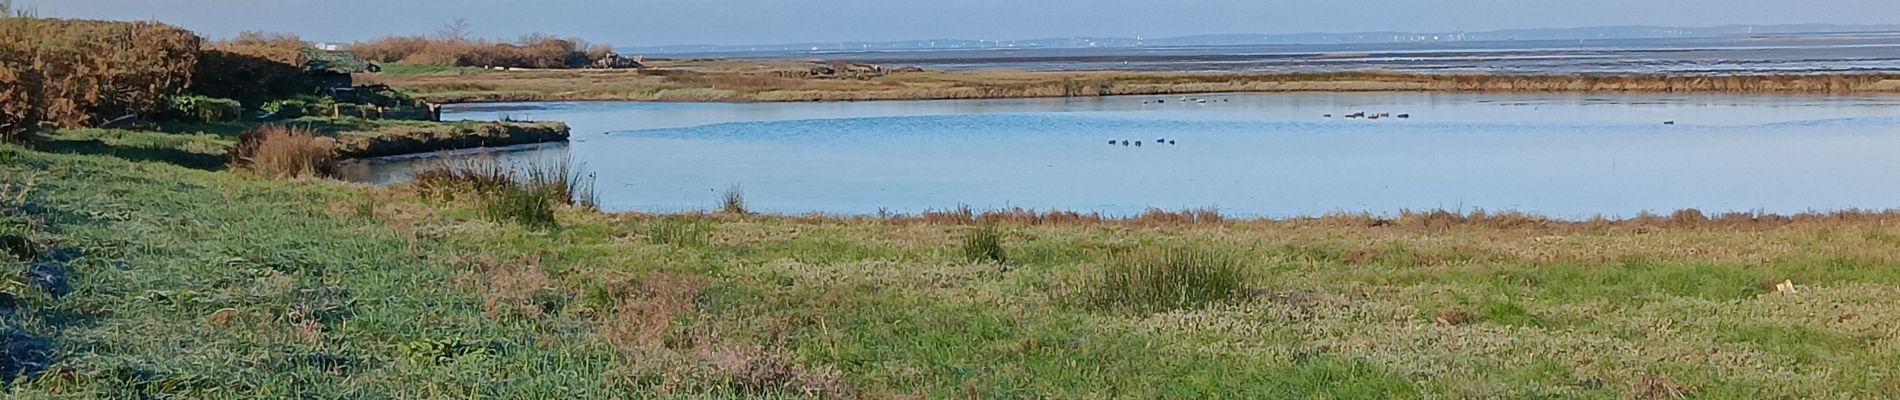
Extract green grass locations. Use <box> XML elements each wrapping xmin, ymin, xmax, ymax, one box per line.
<box><xmin>9</xmin><ymin>139</ymin><xmax>1900</xmax><ymax>398</ymax></box>
<box><xmin>31</xmin><ymin>128</ymin><xmax>233</xmax><ymax>170</ymax></box>
<box><xmin>374</xmin><ymin>63</ymin><xmax>499</xmax><ymax>76</ymax></box>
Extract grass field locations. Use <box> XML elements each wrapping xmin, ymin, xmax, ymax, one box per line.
<box><xmin>361</xmin><ymin>60</ymin><xmax>1900</xmax><ymax>103</ymax></box>
<box><xmin>5</xmin><ymin>134</ymin><xmax>1900</xmax><ymax>398</ymax></box>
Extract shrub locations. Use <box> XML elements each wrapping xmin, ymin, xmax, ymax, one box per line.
<box><xmin>260</xmin><ymin>98</ymin><xmax>313</xmax><ymax>119</ymax></box>
<box><xmin>193</xmin><ymin>32</ymin><xmax>317</xmax><ymax>104</ymax></box>
<box><xmin>160</xmin><ymin>95</ymin><xmax>242</xmax><ymax>123</ymax></box>
<box><xmin>228</xmin><ymin>125</ymin><xmax>336</xmax><ymax>178</ymax></box>
<box><xmin>0</xmin><ymin>43</ymin><xmax>41</xmax><ymax>141</ymax></box>
<box><xmin>959</xmin><ymin>224</ymin><xmax>1006</xmax><ymax>264</ymax></box>
<box><xmin>1089</xmin><ymin>248</ymin><xmax>1247</xmax><ymax>312</ymax></box>
<box><xmin>0</xmin><ymin>18</ymin><xmax>200</xmax><ymax>128</ymax></box>
<box><xmin>192</xmin><ymin>48</ymin><xmax>312</xmax><ymax>105</ymax></box>
<box><xmin>719</xmin><ymin>184</ymin><xmax>747</xmax><ymax>215</ymax></box>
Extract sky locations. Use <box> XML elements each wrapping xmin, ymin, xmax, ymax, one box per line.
<box><xmin>26</xmin><ymin>0</ymin><xmax>1900</xmax><ymax>46</ymax></box>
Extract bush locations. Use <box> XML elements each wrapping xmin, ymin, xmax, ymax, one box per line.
<box><xmin>228</xmin><ymin>125</ymin><xmax>336</xmax><ymax>178</ymax></box>
<box><xmin>959</xmin><ymin>224</ymin><xmax>1006</xmax><ymax>264</ymax></box>
<box><xmin>1089</xmin><ymin>248</ymin><xmax>1247</xmax><ymax>312</ymax></box>
<box><xmin>260</xmin><ymin>98</ymin><xmax>313</xmax><ymax>119</ymax></box>
<box><xmin>193</xmin><ymin>48</ymin><xmax>312</xmax><ymax>105</ymax></box>
<box><xmin>0</xmin><ymin>18</ymin><xmax>200</xmax><ymax>128</ymax></box>
<box><xmin>0</xmin><ymin>42</ymin><xmax>41</xmax><ymax>141</ymax></box>
<box><xmin>160</xmin><ymin>95</ymin><xmax>242</xmax><ymax>123</ymax></box>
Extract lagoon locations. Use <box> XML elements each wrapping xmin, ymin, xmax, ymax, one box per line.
<box><xmin>338</xmin><ymin>93</ymin><xmax>1900</xmax><ymax>218</ymax></box>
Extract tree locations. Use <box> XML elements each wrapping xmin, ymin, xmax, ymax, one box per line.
<box><xmin>435</xmin><ymin>18</ymin><xmax>471</xmax><ymax>43</ymax></box>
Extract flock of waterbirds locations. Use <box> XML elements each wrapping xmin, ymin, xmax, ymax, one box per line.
<box><xmin>1117</xmin><ymin>95</ymin><xmax>1676</xmax><ymax>147</ymax></box>
<box><xmin>1109</xmin><ymin>138</ymin><xmax>1177</xmax><ymax>147</ymax></box>
<box><xmin>1141</xmin><ymin>96</ymin><xmax>1230</xmax><ymax>105</ymax></box>
<box><xmin>1325</xmin><ymin>111</ymin><xmax>1410</xmax><ymax>119</ymax></box>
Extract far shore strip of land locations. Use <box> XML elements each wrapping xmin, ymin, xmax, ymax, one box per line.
<box><xmin>363</xmin><ymin>59</ymin><xmax>1900</xmax><ymax>104</ymax></box>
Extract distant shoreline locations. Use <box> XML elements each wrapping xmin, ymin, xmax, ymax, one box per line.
<box><xmin>362</xmin><ymin>60</ymin><xmax>1900</xmax><ymax>104</ymax></box>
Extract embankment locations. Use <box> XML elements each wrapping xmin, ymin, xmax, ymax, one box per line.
<box><xmin>329</xmin><ymin>120</ymin><xmax>569</xmax><ymax>159</ymax></box>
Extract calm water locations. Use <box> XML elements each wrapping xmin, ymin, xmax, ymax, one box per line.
<box><xmin>338</xmin><ymin>93</ymin><xmax>1900</xmax><ymax>218</ymax></box>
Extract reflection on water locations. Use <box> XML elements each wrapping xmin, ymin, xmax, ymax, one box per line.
<box><xmin>338</xmin><ymin>93</ymin><xmax>1900</xmax><ymax>219</ymax></box>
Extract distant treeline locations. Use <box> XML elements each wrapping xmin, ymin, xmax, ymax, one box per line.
<box><xmin>0</xmin><ymin>17</ymin><xmax>200</xmax><ymax>139</ymax></box>
<box><xmin>347</xmin><ymin>29</ymin><xmax>614</xmax><ymax>69</ymax></box>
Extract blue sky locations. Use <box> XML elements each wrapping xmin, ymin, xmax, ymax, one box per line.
<box><xmin>30</xmin><ymin>0</ymin><xmax>1900</xmax><ymax>46</ymax></box>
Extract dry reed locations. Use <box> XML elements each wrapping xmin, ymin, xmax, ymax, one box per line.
<box><xmin>228</xmin><ymin>125</ymin><xmax>336</xmax><ymax>178</ymax></box>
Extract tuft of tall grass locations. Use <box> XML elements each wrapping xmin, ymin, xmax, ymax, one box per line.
<box><xmin>480</xmin><ymin>180</ymin><xmax>559</xmax><ymax>229</ymax></box>
<box><xmin>719</xmin><ymin>184</ymin><xmax>747</xmax><ymax>215</ymax></box>
<box><xmin>409</xmin><ymin>154</ymin><xmax>597</xmax><ymax>229</ymax></box>
<box><xmin>523</xmin><ymin>156</ymin><xmax>598</xmax><ymax>209</ymax></box>
<box><xmin>411</xmin><ymin>156</ymin><xmax>512</xmax><ymax>201</ymax></box>
<box><xmin>959</xmin><ymin>224</ymin><xmax>1006</xmax><ymax>264</ymax></box>
<box><xmin>645</xmin><ymin>216</ymin><xmax>708</xmax><ymax>247</ymax></box>
<box><xmin>1088</xmin><ymin>248</ymin><xmax>1247</xmax><ymax>312</ymax></box>
<box><xmin>228</xmin><ymin>125</ymin><xmax>336</xmax><ymax>179</ymax></box>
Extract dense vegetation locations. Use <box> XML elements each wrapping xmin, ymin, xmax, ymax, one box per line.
<box><xmin>0</xmin><ymin>17</ymin><xmax>200</xmax><ymax>139</ymax></box>
<box><xmin>193</xmin><ymin>32</ymin><xmax>322</xmax><ymax>105</ymax></box>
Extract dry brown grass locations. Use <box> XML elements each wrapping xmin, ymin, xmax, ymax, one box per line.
<box><xmin>1432</xmin><ymin>307</ymin><xmax>1471</xmax><ymax>327</ymax></box>
<box><xmin>1629</xmin><ymin>373</ymin><xmax>1696</xmax><ymax>399</ymax></box>
<box><xmin>228</xmin><ymin>125</ymin><xmax>337</xmax><ymax>179</ymax></box>
<box><xmin>589</xmin><ymin>271</ymin><xmax>852</xmax><ymax>396</ymax></box>
<box><xmin>598</xmin><ymin>272</ymin><xmax>708</xmax><ymax>350</ymax></box>
<box><xmin>453</xmin><ymin>256</ymin><xmax>560</xmax><ymax>321</ymax></box>
<box><xmin>284</xmin><ymin>305</ymin><xmax>324</xmax><ymax>344</ymax></box>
